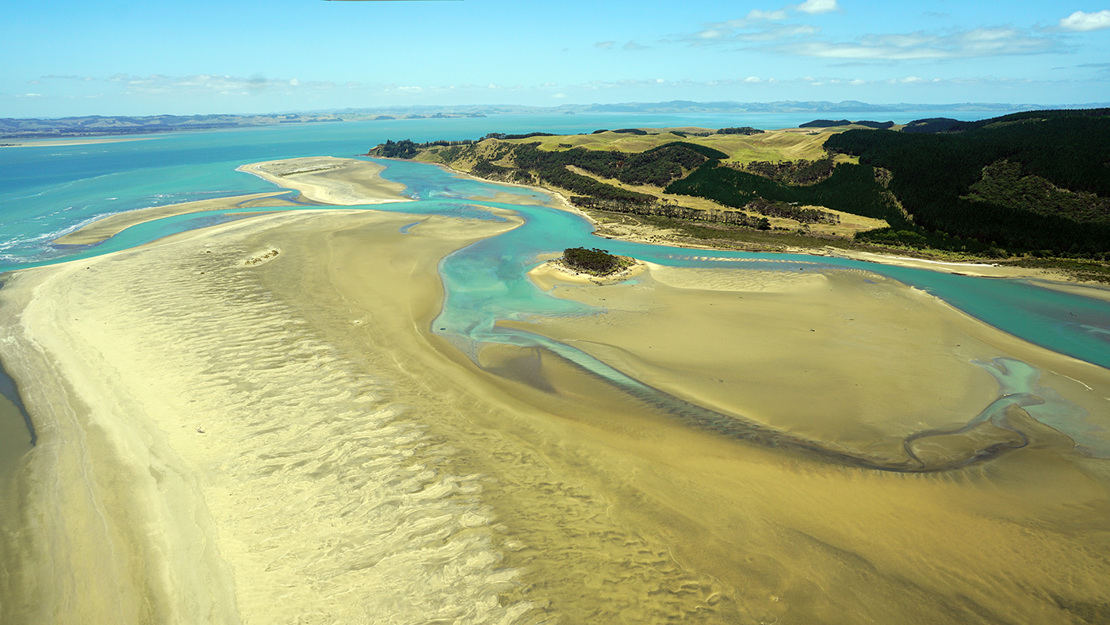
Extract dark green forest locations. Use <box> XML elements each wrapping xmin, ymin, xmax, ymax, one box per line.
<box><xmin>665</xmin><ymin>162</ymin><xmax>899</xmax><ymax>225</ymax></box>
<box><xmin>562</xmin><ymin>247</ymin><xmax>624</xmax><ymax>274</ymax></box>
<box><xmin>824</xmin><ymin>110</ymin><xmax>1110</xmax><ymax>256</ymax></box>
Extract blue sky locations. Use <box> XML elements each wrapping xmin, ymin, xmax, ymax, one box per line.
<box><xmin>3</xmin><ymin>0</ymin><xmax>1109</xmax><ymax>117</ymax></box>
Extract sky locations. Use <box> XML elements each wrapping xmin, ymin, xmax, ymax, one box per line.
<box><xmin>3</xmin><ymin>0</ymin><xmax>1109</xmax><ymax>117</ymax></box>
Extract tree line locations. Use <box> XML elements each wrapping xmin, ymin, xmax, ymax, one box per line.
<box><xmin>824</xmin><ymin>110</ymin><xmax>1110</xmax><ymax>256</ymax></box>
<box><xmin>665</xmin><ymin>161</ymin><xmax>899</xmax><ymax>225</ymax></box>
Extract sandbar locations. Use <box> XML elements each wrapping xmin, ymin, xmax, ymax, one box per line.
<box><xmin>516</xmin><ymin>261</ymin><xmax>1110</xmax><ymax>461</ymax></box>
<box><xmin>54</xmin><ymin>191</ymin><xmax>296</xmax><ymax>246</ymax></box>
<box><xmin>2</xmin><ymin>202</ymin><xmax>1109</xmax><ymax>624</ymax></box>
<box><xmin>237</xmin><ymin>157</ymin><xmax>411</xmax><ymax>205</ymax></box>
<box><xmin>827</xmin><ymin>248</ymin><xmax>1063</xmax><ymax>281</ymax></box>
<box><xmin>53</xmin><ymin>156</ymin><xmax>413</xmax><ymax>248</ymax></box>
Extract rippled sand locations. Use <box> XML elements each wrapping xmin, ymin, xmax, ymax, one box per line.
<box><xmin>2</xmin><ymin>208</ymin><xmax>1109</xmax><ymax>624</ymax></box>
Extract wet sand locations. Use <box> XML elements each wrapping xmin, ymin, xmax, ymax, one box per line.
<box><xmin>2</xmin><ymin>208</ymin><xmax>1109</xmax><ymax>624</ymax></box>
<box><xmin>827</xmin><ymin>248</ymin><xmax>1064</xmax><ymax>281</ymax></box>
<box><xmin>2</xmin><ymin>158</ymin><xmax>1109</xmax><ymax>624</ymax></box>
<box><xmin>0</xmin><ymin>210</ymin><xmax>538</xmax><ymax>624</ymax></box>
<box><xmin>54</xmin><ymin>191</ymin><xmax>297</xmax><ymax>246</ymax></box>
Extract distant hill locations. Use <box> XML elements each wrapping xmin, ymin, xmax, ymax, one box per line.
<box><xmin>9</xmin><ymin>100</ymin><xmax>1100</xmax><ymax>139</ymax></box>
<box><xmin>0</xmin><ymin>113</ymin><xmax>346</xmax><ymax>139</ymax></box>
<box><xmin>0</xmin><ymin>110</ymin><xmax>483</xmax><ymax>139</ymax></box>
<box><xmin>800</xmin><ymin>120</ymin><xmax>895</xmax><ymax>129</ymax></box>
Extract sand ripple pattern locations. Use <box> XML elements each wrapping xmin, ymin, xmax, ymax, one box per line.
<box><xmin>61</xmin><ymin>238</ymin><xmax>530</xmax><ymax>624</ymax></box>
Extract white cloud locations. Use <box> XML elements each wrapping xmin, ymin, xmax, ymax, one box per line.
<box><xmin>1059</xmin><ymin>10</ymin><xmax>1110</xmax><ymax>31</ymax></box>
<box><xmin>690</xmin><ymin>19</ymin><xmax>819</xmax><ymax>43</ymax></box>
<box><xmin>784</xmin><ymin>27</ymin><xmax>1056</xmax><ymax>59</ymax></box>
<box><xmin>688</xmin><ymin>0</ymin><xmax>834</xmax><ymax>43</ymax></box>
<box><xmin>795</xmin><ymin>0</ymin><xmax>838</xmax><ymax>14</ymax></box>
<box><xmin>747</xmin><ymin>8</ymin><xmax>789</xmax><ymax>20</ymax></box>
<box><xmin>595</xmin><ymin>41</ymin><xmax>615</xmax><ymax>49</ymax></box>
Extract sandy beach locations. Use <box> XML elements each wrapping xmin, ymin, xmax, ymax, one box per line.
<box><xmin>2</xmin><ymin>158</ymin><xmax>1109</xmax><ymax>624</ymax></box>
<box><xmin>237</xmin><ymin>157</ymin><xmax>411</xmax><ymax>206</ymax></box>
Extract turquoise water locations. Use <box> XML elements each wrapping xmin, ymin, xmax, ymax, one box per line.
<box><xmin>2</xmin><ymin>112</ymin><xmax>1108</xmax><ymax>460</ymax></box>
<box><xmin>0</xmin><ymin>109</ymin><xmax>1010</xmax><ymax>268</ymax></box>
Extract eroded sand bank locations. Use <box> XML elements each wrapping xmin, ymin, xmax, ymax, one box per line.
<box><xmin>3</xmin><ymin>206</ymin><xmax>1110</xmax><ymax>624</ymax></box>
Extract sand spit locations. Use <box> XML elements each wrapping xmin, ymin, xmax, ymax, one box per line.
<box><xmin>238</xmin><ymin>157</ymin><xmax>411</xmax><ymax>205</ymax></box>
<box><xmin>2</xmin><ymin>208</ymin><xmax>1110</xmax><ymax>624</ymax></box>
<box><xmin>55</xmin><ymin>156</ymin><xmax>408</xmax><ymax>249</ymax></box>
<box><xmin>54</xmin><ymin>191</ymin><xmax>297</xmax><ymax>246</ymax></box>
<box><xmin>827</xmin><ymin>248</ymin><xmax>1062</xmax><ymax>281</ymax></box>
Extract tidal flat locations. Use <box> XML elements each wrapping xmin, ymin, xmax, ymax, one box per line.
<box><xmin>0</xmin><ymin>156</ymin><xmax>1108</xmax><ymax>624</ymax></box>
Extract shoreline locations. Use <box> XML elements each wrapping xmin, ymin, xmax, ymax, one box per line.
<box><xmin>52</xmin><ymin>156</ymin><xmax>415</xmax><ymax>248</ymax></box>
<box><xmin>54</xmin><ymin>191</ymin><xmax>297</xmax><ymax>246</ymax></box>
<box><xmin>0</xmin><ymin>209</ymin><xmax>536</xmax><ymax>623</ymax></box>
<box><xmin>0</xmin><ymin>136</ymin><xmax>160</xmax><ymax>148</ymax></box>
<box><xmin>418</xmin><ymin>158</ymin><xmax>597</xmax><ymax>222</ymax></box>
<box><xmin>48</xmin><ymin>153</ymin><xmax>1096</xmax><ymax>291</ymax></box>
<box><xmin>415</xmin><ymin>159</ymin><xmax>1098</xmax><ymax>286</ymax></box>
<box><xmin>2</xmin><ymin>193</ymin><xmax>1109</xmax><ymax>622</ymax></box>
<box><xmin>237</xmin><ymin>157</ymin><xmax>412</xmax><ymax>206</ymax></box>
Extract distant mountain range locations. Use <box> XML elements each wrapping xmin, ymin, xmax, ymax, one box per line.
<box><xmin>4</xmin><ymin>101</ymin><xmax>1107</xmax><ymax>140</ymax></box>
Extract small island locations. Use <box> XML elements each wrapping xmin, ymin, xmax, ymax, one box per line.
<box><xmin>561</xmin><ymin>247</ymin><xmax>631</xmax><ymax>276</ymax></box>
<box><xmin>530</xmin><ymin>247</ymin><xmax>647</xmax><ymax>287</ymax></box>
<box><xmin>528</xmin><ymin>247</ymin><xmax>647</xmax><ymax>289</ymax></box>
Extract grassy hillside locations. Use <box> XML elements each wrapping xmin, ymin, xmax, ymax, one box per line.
<box><xmin>499</xmin><ymin>127</ymin><xmax>843</xmax><ymax>165</ymax></box>
<box><xmin>381</xmin><ymin>129</ymin><xmax>884</xmax><ymax>237</ymax></box>
<box><xmin>368</xmin><ymin>110</ymin><xmax>1110</xmax><ymax>262</ymax></box>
